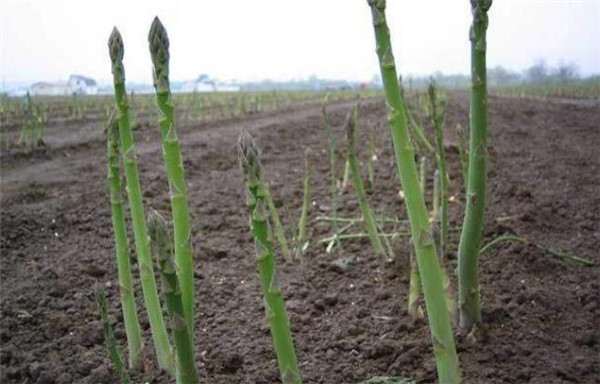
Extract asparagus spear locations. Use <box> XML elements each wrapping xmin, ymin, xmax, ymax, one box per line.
<box><xmin>426</xmin><ymin>81</ymin><xmax>449</xmax><ymax>259</ymax></box>
<box><xmin>148</xmin><ymin>210</ymin><xmax>199</xmax><ymax>384</ymax></box>
<box><xmin>106</xmin><ymin>111</ymin><xmax>144</xmax><ymax>369</ymax></box>
<box><xmin>366</xmin><ymin>1</ymin><xmax>460</xmax><ymax>382</ymax></box>
<box><xmin>108</xmin><ymin>27</ymin><xmax>174</xmax><ymax>374</ymax></box>
<box><xmin>95</xmin><ymin>287</ymin><xmax>132</xmax><ymax>384</ymax></box>
<box><xmin>346</xmin><ymin>106</ymin><xmax>389</xmax><ymax>262</ymax></box>
<box><xmin>296</xmin><ymin>149</ymin><xmax>311</xmax><ymax>260</ymax></box>
<box><xmin>238</xmin><ymin>131</ymin><xmax>302</xmax><ymax>384</ymax></box>
<box><xmin>458</xmin><ymin>0</ymin><xmax>493</xmax><ymax>334</ymax></box>
<box><xmin>149</xmin><ymin>17</ymin><xmax>195</xmax><ymax>336</ymax></box>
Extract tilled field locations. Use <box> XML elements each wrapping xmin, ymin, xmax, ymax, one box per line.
<box><xmin>1</xmin><ymin>93</ymin><xmax>598</xmax><ymax>384</ymax></box>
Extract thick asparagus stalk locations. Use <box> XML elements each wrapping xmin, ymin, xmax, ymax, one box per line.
<box><xmin>108</xmin><ymin>27</ymin><xmax>174</xmax><ymax>374</ymax></box>
<box><xmin>148</xmin><ymin>17</ymin><xmax>195</xmax><ymax>336</ymax></box>
<box><xmin>238</xmin><ymin>132</ymin><xmax>302</xmax><ymax>384</ymax></box>
<box><xmin>95</xmin><ymin>287</ymin><xmax>132</xmax><ymax>384</ymax></box>
<box><xmin>148</xmin><ymin>210</ymin><xmax>199</xmax><ymax>384</ymax></box>
<box><xmin>106</xmin><ymin>111</ymin><xmax>144</xmax><ymax>369</ymax></box>
<box><xmin>346</xmin><ymin>107</ymin><xmax>388</xmax><ymax>262</ymax></box>
<box><xmin>366</xmin><ymin>1</ymin><xmax>460</xmax><ymax>382</ymax></box>
<box><xmin>458</xmin><ymin>0</ymin><xmax>493</xmax><ymax>333</ymax></box>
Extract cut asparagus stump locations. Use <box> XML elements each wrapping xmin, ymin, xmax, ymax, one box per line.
<box><xmin>238</xmin><ymin>131</ymin><xmax>302</xmax><ymax>384</ymax></box>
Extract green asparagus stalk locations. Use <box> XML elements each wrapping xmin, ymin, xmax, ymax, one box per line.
<box><xmin>407</xmin><ymin>239</ymin><xmax>424</xmax><ymax>319</ymax></box>
<box><xmin>432</xmin><ymin>170</ymin><xmax>440</xmax><ymax>221</ymax></box>
<box><xmin>458</xmin><ymin>0</ymin><xmax>493</xmax><ymax>333</ymax></box>
<box><xmin>427</xmin><ymin>81</ymin><xmax>449</xmax><ymax>259</ymax></box>
<box><xmin>409</xmin><ymin>156</ymin><xmax>427</xmax><ymax>318</ymax></box>
<box><xmin>400</xmin><ymin>81</ymin><xmax>435</xmax><ymax>155</ymax></box>
<box><xmin>321</xmin><ymin>94</ymin><xmax>341</xmax><ymax>250</ymax></box>
<box><xmin>367</xmin><ymin>130</ymin><xmax>377</xmax><ymax>191</ymax></box>
<box><xmin>296</xmin><ymin>149</ymin><xmax>311</xmax><ymax>260</ymax></box>
<box><xmin>95</xmin><ymin>287</ymin><xmax>132</xmax><ymax>384</ymax></box>
<box><xmin>455</xmin><ymin>124</ymin><xmax>469</xmax><ymax>192</ymax></box>
<box><xmin>108</xmin><ymin>27</ymin><xmax>174</xmax><ymax>374</ymax></box>
<box><xmin>238</xmin><ymin>131</ymin><xmax>302</xmax><ymax>384</ymax></box>
<box><xmin>346</xmin><ymin>107</ymin><xmax>389</xmax><ymax>262</ymax></box>
<box><xmin>264</xmin><ymin>185</ymin><xmax>293</xmax><ymax>262</ymax></box>
<box><xmin>106</xmin><ymin>111</ymin><xmax>144</xmax><ymax>369</ymax></box>
<box><xmin>148</xmin><ymin>210</ymin><xmax>199</xmax><ymax>384</ymax></box>
<box><xmin>366</xmin><ymin>1</ymin><xmax>460</xmax><ymax>382</ymax></box>
<box><xmin>149</xmin><ymin>17</ymin><xmax>195</xmax><ymax>336</ymax></box>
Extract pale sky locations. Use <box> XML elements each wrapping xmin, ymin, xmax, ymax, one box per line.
<box><xmin>1</xmin><ymin>0</ymin><xmax>599</xmax><ymax>88</ymax></box>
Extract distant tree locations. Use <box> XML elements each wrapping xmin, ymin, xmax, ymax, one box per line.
<box><xmin>488</xmin><ymin>66</ymin><xmax>521</xmax><ymax>87</ymax></box>
<box><xmin>526</xmin><ymin>59</ymin><xmax>549</xmax><ymax>84</ymax></box>
<box><xmin>553</xmin><ymin>62</ymin><xmax>580</xmax><ymax>83</ymax></box>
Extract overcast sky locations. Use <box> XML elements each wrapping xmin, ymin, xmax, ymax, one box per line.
<box><xmin>1</xmin><ymin>0</ymin><xmax>599</xmax><ymax>88</ymax></box>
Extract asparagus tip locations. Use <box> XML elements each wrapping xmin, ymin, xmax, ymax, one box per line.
<box><xmin>238</xmin><ymin>130</ymin><xmax>262</xmax><ymax>179</ymax></box>
<box><xmin>108</xmin><ymin>27</ymin><xmax>124</xmax><ymax>63</ymax></box>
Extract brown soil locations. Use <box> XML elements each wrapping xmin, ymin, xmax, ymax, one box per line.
<box><xmin>1</xmin><ymin>93</ymin><xmax>598</xmax><ymax>384</ymax></box>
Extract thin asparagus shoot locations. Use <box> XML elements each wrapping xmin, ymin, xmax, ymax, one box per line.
<box><xmin>346</xmin><ymin>107</ymin><xmax>389</xmax><ymax>262</ymax></box>
<box><xmin>148</xmin><ymin>210</ymin><xmax>199</xmax><ymax>384</ymax></box>
<box><xmin>407</xmin><ymin>239</ymin><xmax>424</xmax><ymax>319</ymax></box>
<box><xmin>458</xmin><ymin>0</ymin><xmax>493</xmax><ymax>334</ymax></box>
<box><xmin>366</xmin><ymin>1</ymin><xmax>460</xmax><ymax>382</ymax></box>
<box><xmin>321</xmin><ymin>94</ymin><xmax>341</xmax><ymax>249</ymax></box>
<box><xmin>238</xmin><ymin>131</ymin><xmax>302</xmax><ymax>384</ymax></box>
<box><xmin>108</xmin><ymin>27</ymin><xmax>174</xmax><ymax>374</ymax></box>
<box><xmin>426</xmin><ymin>81</ymin><xmax>449</xmax><ymax>259</ymax></box>
<box><xmin>265</xmin><ymin>185</ymin><xmax>293</xmax><ymax>262</ymax></box>
<box><xmin>296</xmin><ymin>148</ymin><xmax>311</xmax><ymax>260</ymax></box>
<box><xmin>95</xmin><ymin>287</ymin><xmax>132</xmax><ymax>384</ymax></box>
<box><xmin>106</xmin><ymin>111</ymin><xmax>144</xmax><ymax>369</ymax></box>
<box><xmin>149</xmin><ymin>17</ymin><xmax>195</xmax><ymax>336</ymax></box>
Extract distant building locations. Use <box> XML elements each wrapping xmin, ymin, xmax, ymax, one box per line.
<box><xmin>68</xmin><ymin>75</ymin><xmax>98</xmax><ymax>95</ymax></box>
<box><xmin>181</xmin><ymin>74</ymin><xmax>240</xmax><ymax>93</ymax></box>
<box><xmin>30</xmin><ymin>82</ymin><xmax>72</xmax><ymax>96</ymax></box>
<box><xmin>29</xmin><ymin>75</ymin><xmax>98</xmax><ymax>96</ymax></box>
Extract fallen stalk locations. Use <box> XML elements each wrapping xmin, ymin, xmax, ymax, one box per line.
<box><xmin>479</xmin><ymin>234</ymin><xmax>595</xmax><ymax>266</ymax></box>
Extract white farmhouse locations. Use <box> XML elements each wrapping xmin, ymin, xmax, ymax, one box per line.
<box><xmin>30</xmin><ymin>82</ymin><xmax>72</xmax><ymax>96</ymax></box>
<box><xmin>181</xmin><ymin>74</ymin><xmax>240</xmax><ymax>93</ymax></box>
<box><xmin>68</xmin><ymin>75</ymin><xmax>98</xmax><ymax>95</ymax></box>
